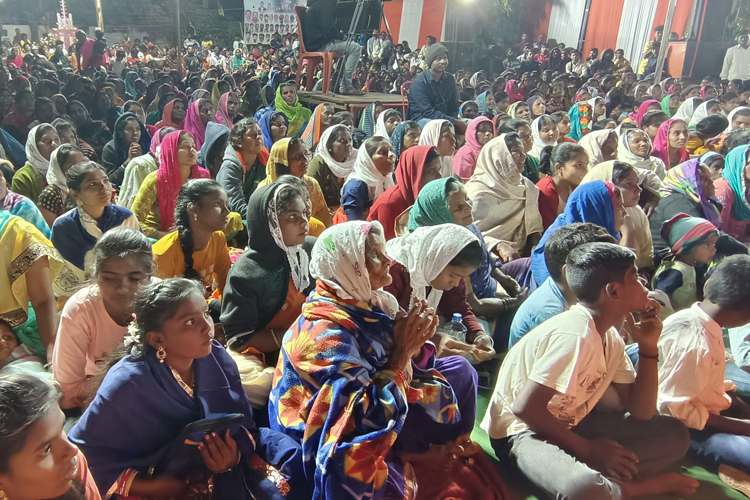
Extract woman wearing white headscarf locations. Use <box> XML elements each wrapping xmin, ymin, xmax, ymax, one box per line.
<box><xmin>10</xmin><ymin>124</ymin><xmax>60</xmax><ymax>204</ymax></box>
<box><xmin>688</xmin><ymin>99</ymin><xmax>721</xmax><ymax>129</ymax></box>
<box><xmin>385</xmin><ymin>223</ymin><xmax>495</xmax><ymax>359</ymax></box>
<box><xmin>308</xmin><ymin>124</ymin><xmax>357</xmax><ymax>209</ymax></box>
<box><xmin>419</xmin><ymin>119</ymin><xmax>456</xmax><ymax>177</ymax></box>
<box><xmin>37</xmin><ymin>144</ymin><xmax>86</xmax><ymax>228</ymax></box>
<box><xmin>725</xmin><ymin>106</ymin><xmax>750</xmax><ymax>133</ymax></box>
<box><xmin>465</xmin><ymin>134</ymin><xmax>543</xmax><ymax>254</ymax></box>
<box><xmin>269</xmin><ymin>220</ymin><xmax>509</xmax><ymax>500</ymax></box>
<box><xmin>587</xmin><ymin>96</ymin><xmax>606</xmax><ymax>122</ymax></box>
<box><xmin>529</xmin><ymin>115</ymin><xmax>560</xmax><ymax>159</ymax></box>
<box><xmin>373</xmin><ymin>108</ymin><xmax>401</xmax><ymax>140</ymax></box>
<box><xmin>578</xmin><ymin>129</ymin><xmax>617</xmax><ymax>170</ymax></box>
<box><xmin>338</xmin><ymin>135</ymin><xmax>395</xmax><ymax>221</ymax></box>
<box><xmin>617</xmin><ymin>128</ymin><xmax>667</xmax><ymax>180</ymax></box>
<box><xmin>672</xmin><ymin>96</ymin><xmax>701</xmax><ymax>123</ymax></box>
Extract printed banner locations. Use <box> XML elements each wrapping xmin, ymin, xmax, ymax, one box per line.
<box><xmin>243</xmin><ymin>0</ymin><xmax>307</xmax><ymax>45</ymax></box>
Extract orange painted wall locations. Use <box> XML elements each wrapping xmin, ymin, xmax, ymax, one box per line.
<box><xmin>583</xmin><ymin>0</ymin><xmax>626</xmax><ymax>55</ymax></box>
<box><xmin>651</xmin><ymin>0</ymin><xmax>695</xmax><ymax>39</ymax></box>
<box><xmin>520</xmin><ymin>0</ymin><xmax>552</xmax><ymax>40</ymax></box>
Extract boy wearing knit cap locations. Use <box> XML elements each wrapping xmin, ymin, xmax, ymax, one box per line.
<box><xmin>657</xmin><ymin>254</ymin><xmax>750</xmax><ymax>479</ymax></box>
<box><xmin>407</xmin><ymin>41</ymin><xmax>467</xmax><ymax>134</ymax></box>
<box><xmin>652</xmin><ymin>213</ymin><xmax>719</xmax><ymax>311</ymax></box>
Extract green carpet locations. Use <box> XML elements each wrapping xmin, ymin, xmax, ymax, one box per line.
<box><xmin>471</xmin><ymin>390</ymin><xmax>748</xmax><ymax>500</ymax></box>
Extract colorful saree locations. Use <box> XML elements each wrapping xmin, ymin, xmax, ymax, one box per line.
<box><xmin>270</xmin><ymin>221</ymin><xmax>508</xmax><ymax>500</ymax></box>
<box><xmin>0</xmin><ymin>211</ymin><xmax>65</xmax><ymax>355</ymax></box>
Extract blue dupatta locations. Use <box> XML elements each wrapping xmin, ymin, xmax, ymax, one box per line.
<box><xmin>50</xmin><ymin>204</ymin><xmax>136</xmax><ymax>270</ymax></box>
<box><xmin>531</xmin><ymin>180</ymin><xmax>620</xmax><ymax>285</ymax></box>
<box><xmin>69</xmin><ymin>341</ymin><xmax>303</xmax><ymax>499</ymax></box>
<box><xmin>358</xmin><ymin>102</ymin><xmax>378</xmax><ymax>137</ymax></box>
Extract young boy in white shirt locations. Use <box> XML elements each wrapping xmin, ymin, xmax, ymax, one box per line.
<box><xmin>481</xmin><ymin>242</ymin><xmax>698</xmax><ymax>499</ymax></box>
<box><xmin>658</xmin><ymin>254</ymin><xmax>750</xmax><ymax>475</ymax></box>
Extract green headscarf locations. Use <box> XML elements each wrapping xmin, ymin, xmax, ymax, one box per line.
<box><xmin>661</xmin><ymin>94</ymin><xmax>674</xmax><ymax>117</ymax></box>
<box><xmin>722</xmin><ymin>144</ymin><xmax>750</xmax><ymax>221</ymax></box>
<box><xmin>407</xmin><ymin>178</ymin><xmax>457</xmax><ymax>231</ymax></box>
<box><xmin>274</xmin><ymin>83</ymin><xmax>312</xmax><ymax>137</ymax></box>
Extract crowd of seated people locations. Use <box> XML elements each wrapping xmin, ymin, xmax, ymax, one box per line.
<box><xmin>9</xmin><ymin>22</ymin><xmax>750</xmax><ymax>500</ymax></box>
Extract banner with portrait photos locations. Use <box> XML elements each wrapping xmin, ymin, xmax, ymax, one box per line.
<box><xmin>243</xmin><ymin>0</ymin><xmax>306</xmax><ymax>46</ymax></box>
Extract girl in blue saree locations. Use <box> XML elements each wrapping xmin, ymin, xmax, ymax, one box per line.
<box><xmin>269</xmin><ymin>221</ymin><xmax>510</xmax><ymax>500</ymax></box>
<box><xmin>68</xmin><ymin>278</ymin><xmax>305</xmax><ymax>500</ymax></box>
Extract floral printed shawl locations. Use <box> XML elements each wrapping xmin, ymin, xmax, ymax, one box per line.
<box><xmin>269</xmin><ymin>221</ymin><xmax>461</xmax><ymax>500</ymax></box>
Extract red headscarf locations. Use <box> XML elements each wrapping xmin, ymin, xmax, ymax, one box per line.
<box><xmin>155</xmin><ymin>99</ymin><xmax>185</xmax><ymax>130</ymax></box>
<box><xmin>651</xmin><ymin>119</ymin><xmax>689</xmax><ymax>169</ymax></box>
<box><xmin>183</xmin><ymin>99</ymin><xmax>208</xmax><ymax>150</ymax></box>
<box><xmin>635</xmin><ymin>99</ymin><xmax>660</xmax><ymax>127</ymax></box>
<box><xmin>367</xmin><ymin>145</ymin><xmax>437</xmax><ymax>240</ymax></box>
<box><xmin>214</xmin><ymin>92</ymin><xmax>236</xmax><ymax>129</ymax></box>
<box><xmin>453</xmin><ymin>116</ymin><xmax>492</xmax><ymax>181</ymax></box>
<box><xmin>156</xmin><ymin>131</ymin><xmax>210</xmax><ymax>231</ymax></box>
<box><xmin>504</xmin><ymin>80</ymin><xmax>524</xmax><ymax>104</ymax></box>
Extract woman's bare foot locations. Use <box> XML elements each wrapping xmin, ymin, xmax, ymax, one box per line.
<box><xmin>620</xmin><ymin>472</ymin><xmax>699</xmax><ymax>497</ymax></box>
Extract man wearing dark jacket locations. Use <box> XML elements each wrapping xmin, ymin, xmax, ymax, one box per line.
<box><xmin>301</xmin><ymin>0</ymin><xmax>363</xmax><ymax>95</ymax></box>
<box><xmin>407</xmin><ymin>42</ymin><xmax>466</xmax><ymax>134</ymax></box>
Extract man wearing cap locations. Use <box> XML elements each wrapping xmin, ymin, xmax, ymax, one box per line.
<box><xmin>408</xmin><ymin>41</ymin><xmax>466</xmax><ymax>133</ymax></box>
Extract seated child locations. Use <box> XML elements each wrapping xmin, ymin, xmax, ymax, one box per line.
<box><xmin>509</xmin><ymin>222</ymin><xmax>616</xmax><ymax>348</ymax></box>
<box><xmin>658</xmin><ymin>255</ymin><xmax>750</xmax><ymax>474</ymax></box>
<box><xmin>652</xmin><ymin>213</ymin><xmax>718</xmax><ymax>311</ymax></box>
<box><xmin>482</xmin><ymin>242</ymin><xmax>698</xmax><ymax>499</ymax></box>
<box><xmin>0</xmin><ymin>320</ymin><xmax>50</xmax><ymax>378</ymax></box>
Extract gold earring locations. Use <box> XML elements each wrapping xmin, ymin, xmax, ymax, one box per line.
<box><xmin>193</xmin><ymin>215</ymin><xmax>198</xmax><ymax>221</ymax></box>
<box><xmin>0</xmin><ymin>490</ymin><xmax>7</xmax><ymax>500</ymax></box>
<box><xmin>157</xmin><ymin>346</ymin><xmax>166</xmax><ymax>363</ymax></box>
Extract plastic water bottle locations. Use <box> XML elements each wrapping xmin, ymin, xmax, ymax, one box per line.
<box><xmin>450</xmin><ymin>313</ymin><xmax>467</xmax><ymax>343</ymax></box>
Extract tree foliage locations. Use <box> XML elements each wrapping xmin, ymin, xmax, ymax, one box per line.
<box><xmin>726</xmin><ymin>0</ymin><xmax>750</xmax><ymax>42</ymax></box>
<box><xmin>474</xmin><ymin>0</ymin><xmax>524</xmax><ymax>48</ymax></box>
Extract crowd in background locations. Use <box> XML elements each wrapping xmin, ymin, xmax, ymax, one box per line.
<box><xmin>6</xmin><ymin>14</ymin><xmax>750</xmax><ymax>500</ymax></box>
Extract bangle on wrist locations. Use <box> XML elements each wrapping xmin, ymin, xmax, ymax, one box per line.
<box><xmin>218</xmin><ymin>452</ymin><xmax>242</xmax><ymax>474</ymax></box>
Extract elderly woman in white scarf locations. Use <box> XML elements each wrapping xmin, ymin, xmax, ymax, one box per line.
<box><xmin>465</xmin><ymin>133</ymin><xmax>543</xmax><ymax>259</ymax></box>
<box><xmin>578</xmin><ymin>129</ymin><xmax>617</xmax><ymax>170</ymax></box>
<box><xmin>308</xmin><ymin>124</ymin><xmax>357</xmax><ymax>209</ymax></box>
<box><xmin>10</xmin><ymin>124</ymin><xmax>60</xmax><ymax>204</ymax></box>
<box><xmin>419</xmin><ymin>119</ymin><xmax>456</xmax><ymax>177</ymax></box>
<box><xmin>338</xmin><ymin>135</ymin><xmax>395</xmax><ymax>221</ymax></box>
<box><xmin>384</xmin><ymin>224</ymin><xmax>495</xmax><ymax>361</ymax></box>
<box><xmin>269</xmin><ymin>220</ymin><xmax>508</xmax><ymax>500</ymax></box>
<box><xmin>617</xmin><ymin>128</ymin><xmax>667</xmax><ymax>180</ymax></box>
